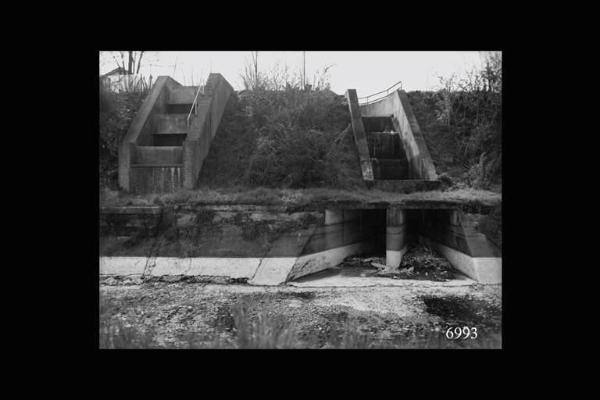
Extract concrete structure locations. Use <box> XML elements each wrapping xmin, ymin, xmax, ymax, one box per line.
<box><xmin>103</xmin><ymin>81</ymin><xmax>501</xmax><ymax>285</ymax></box>
<box><xmin>385</xmin><ymin>207</ymin><xmax>407</xmax><ymax>268</ymax></box>
<box><xmin>118</xmin><ymin>74</ymin><xmax>235</xmax><ymax>193</ymax></box>
<box><xmin>416</xmin><ymin>209</ymin><xmax>501</xmax><ymax>283</ymax></box>
<box><xmin>101</xmin><ymin>206</ymin><xmax>382</xmax><ymax>285</ymax></box>
<box><xmin>345</xmin><ymin>88</ymin><xmax>440</xmax><ymax>192</ymax></box>
<box><xmin>359</xmin><ymin>90</ymin><xmax>437</xmax><ymax>180</ymax></box>
<box><xmin>345</xmin><ymin>89</ymin><xmax>374</xmax><ymax>181</ymax></box>
<box><xmin>346</xmin><ymin>87</ymin><xmax>444</xmax><ymax>267</ymax></box>
<box><xmin>100</xmin><ymin>204</ymin><xmax>501</xmax><ymax>285</ymax></box>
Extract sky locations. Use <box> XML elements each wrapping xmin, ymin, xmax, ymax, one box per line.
<box><xmin>99</xmin><ymin>51</ymin><xmax>488</xmax><ymax>95</ymax></box>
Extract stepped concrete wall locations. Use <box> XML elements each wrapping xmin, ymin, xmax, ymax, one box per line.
<box><xmin>118</xmin><ymin>74</ymin><xmax>235</xmax><ymax>193</ymax></box>
<box><xmin>183</xmin><ymin>73</ymin><xmax>235</xmax><ymax>189</ymax></box>
<box><xmin>119</xmin><ymin>77</ymin><xmax>182</xmax><ymax>191</ymax></box>
<box><xmin>360</xmin><ymin>90</ymin><xmax>437</xmax><ymax>180</ymax></box>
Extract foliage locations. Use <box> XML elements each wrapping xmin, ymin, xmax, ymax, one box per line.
<box><xmin>99</xmin><ymin>83</ymin><xmax>148</xmax><ymax>188</ymax></box>
<box><xmin>231</xmin><ymin>302</ymin><xmax>299</xmax><ymax>349</ymax></box>
<box><xmin>199</xmin><ymin>84</ymin><xmax>360</xmax><ymax>189</ymax></box>
<box><xmin>99</xmin><ymin>296</ymin><xmax>501</xmax><ymax>349</ymax></box>
<box><xmin>434</xmin><ymin>52</ymin><xmax>502</xmax><ymax>189</ymax></box>
<box><xmin>98</xmin><ymin>53</ymin><xmax>501</xmax><ymax>192</ymax></box>
<box><xmin>101</xmin><ymin>51</ymin><xmax>146</xmax><ymax>75</ymax></box>
<box><xmin>240</xmin><ymin>52</ymin><xmax>334</xmax><ymax>92</ymax></box>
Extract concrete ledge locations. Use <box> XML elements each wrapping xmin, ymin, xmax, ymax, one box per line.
<box><xmin>188</xmin><ymin>258</ymin><xmax>261</xmax><ymax>279</ymax></box>
<box><xmin>100</xmin><ymin>257</ymin><xmax>147</xmax><ymax>276</ymax></box>
<box><xmin>248</xmin><ymin>258</ymin><xmax>297</xmax><ymax>286</ymax></box>
<box><xmin>100</xmin><ymin>256</ymin><xmax>262</xmax><ymax>280</ymax></box>
<box><xmin>99</xmin><ymin>242</ymin><xmax>373</xmax><ymax>286</ymax></box>
<box><xmin>289</xmin><ymin>241</ymin><xmax>373</xmax><ymax>281</ymax></box>
<box><xmin>419</xmin><ymin>236</ymin><xmax>501</xmax><ymax>284</ymax></box>
<box><xmin>289</xmin><ymin>273</ymin><xmax>476</xmax><ymax>288</ymax></box>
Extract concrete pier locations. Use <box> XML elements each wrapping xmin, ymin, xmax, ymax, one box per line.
<box><xmin>386</xmin><ymin>207</ymin><xmax>407</xmax><ymax>268</ymax></box>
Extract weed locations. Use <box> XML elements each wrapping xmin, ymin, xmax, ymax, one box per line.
<box><xmin>230</xmin><ymin>302</ymin><xmax>299</xmax><ymax>349</ymax></box>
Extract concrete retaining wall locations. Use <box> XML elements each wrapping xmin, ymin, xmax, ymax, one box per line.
<box><xmin>419</xmin><ymin>236</ymin><xmax>501</xmax><ymax>284</ymax></box>
<box><xmin>100</xmin><ymin>206</ymin><xmax>173</xmax><ymax>237</ymax></box>
<box><xmin>184</xmin><ymin>73</ymin><xmax>235</xmax><ymax>189</ymax></box>
<box><xmin>100</xmin><ymin>206</ymin><xmax>382</xmax><ymax>285</ymax></box>
<box><xmin>99</xmin><ymin>205</ymin><xmax>501</xmax><ymax>285</ymax></box>
<box><xmin>345</xmin><ymin>90</ymin><xmax>374</xmax><ymax>181</ymax></box>
<box><xmin>417</xmin><ymin>209</ymin><xmax>501</xmax><ymax>283</ymax></box>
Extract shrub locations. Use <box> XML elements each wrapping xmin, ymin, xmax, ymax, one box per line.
<box><xmin>244</xmin><ymin>89</ymin><xmax>351</xmax><ymax>189</ymax></box>
<box><xmin>199</xmin><ymin>86</ymin><xmax>360</xmax><ymax>189</ymax></box>
<box><xmin>434</xmin><ymin>53</ymin><xmax>502</xmax><ymax>190</ymax></box>
<box><xmin>99</xmin><ymin>83</ymin><xmax>148</xmax><ymax>189</ymax></box>
<box><xmin>231</xmin><ymin>302</ymin><xmax>298</xmax><ymax>349</ymax></box>
<box><xmin>409</xmin><ymin>53</ymin><xmax>502</xmax><ymax>191</ymax></box>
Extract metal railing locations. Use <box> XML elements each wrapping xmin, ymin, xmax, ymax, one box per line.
<box><xmin>358</xmin><ymin>80</ymin><xmax>403</xmax><ymax>105</ymax></box>
<box><xmin>187</xmin><ymin>85</ymin><xmax>205</xmax><ymax>127</ymax></box>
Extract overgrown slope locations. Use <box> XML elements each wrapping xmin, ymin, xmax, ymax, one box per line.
<box><xmin>99</xmin><ymin>86</ymin><xmax>148</xmax><ymax>189</ymax></box>
<box><xmin>197</xmin><ymin>88</ymin><xmax>364</xmax><ymax>189</ymax></box>
<box><xmin>407</xmin><ymin>90</ymin><xmax>501</xmax><ymax>192</ymax></box>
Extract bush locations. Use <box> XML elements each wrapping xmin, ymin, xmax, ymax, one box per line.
<box><xmin>408</xmin><ymin>53</ymin><xmax>502</xmax><ymax>191</ymax></box>
<box><xmin>435</xmin><ymin>53</ymin><xmax>502</xmax><ymax>190</ymax></box>
<box><xmin>243</xmin><ymin>89</ymin><xmax>353</xmax><ymax>188</ymax></box>
<box><xmin>99</xmin><ymin>84</ymin><xmax>148</xmax><ymax>189</ymax></box>
<box><xmin>198</xmin><ymin>87</ymin><xmax>362</xmax><ymax>189</ymax></box>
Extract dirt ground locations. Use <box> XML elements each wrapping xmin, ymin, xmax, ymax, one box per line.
<box><xmin>99</xmin><ymin>276</ymin><xmax>502</xmax><ymax>349</ymax></box>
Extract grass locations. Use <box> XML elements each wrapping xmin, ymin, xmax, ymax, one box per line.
<box><xmin>100</xmin><ymin>186</ymin><xmax>501</xmax><ymax>211</ymax></box>
<box><xmin>99</xmin><ymin>297</ymin><xmax>501</xmax><ymax>349</ymax></box>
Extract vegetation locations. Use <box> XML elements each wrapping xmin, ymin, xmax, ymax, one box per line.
<box><xmin>408</xmin><ymin>52</ymin><xmax>502</xmax><ymax>191</ymax></box>
<box><xmin>99</xmin><ymin>295</ymin><xmax>501</xmax><ymax>349</ymax></box>
<box><xmin>198</xmin><ymin>85</ymin><xmax>361</xmax><ymax>189</ymax></box>
<box><xmin>99</xmin><ymin>52</ymin><xmax>501</xmax><ymax>193</ymax></box>
<box><xmin>99</xmin><ymin>83</ymin><xmax>148</xmax><ymax>189</ymax></box>
<box><xmin>100</xmin><ymin>186</ymin><xmax>501</xmax><ymax>211</ymax></box>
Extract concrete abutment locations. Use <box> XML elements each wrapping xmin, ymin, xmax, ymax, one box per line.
<box><xmin>100</xmin><ymin>204</ymin><xmax>501</xmax><ymax>285</ymax></box>
<box><xmin>386</xmin><ymin>207</ymin><xmax>407</xmax><ymax>268</ymax></box>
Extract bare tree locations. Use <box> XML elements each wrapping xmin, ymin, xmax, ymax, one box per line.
<box><xmin>106</xmin><ymin>51</ymin><xmax>145</xmax><ymax>75</ymax></box>
<box><xmin>136</xmin><ymin>51</ymin><xmax>144</xmax><ymax>74</ymax></box>
<box><xmin>241</xmin><ymin>51</ymin><xmax>262</xmax><ymax>90</ymax></box>
<box><xmin>252</xmin><ymin>51</ymin><xmax>258</xmax><ymax>86</ymax></box>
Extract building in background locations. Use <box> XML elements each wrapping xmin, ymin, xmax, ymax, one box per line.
<box><xmin>101</xmin><ymin>67</ymin><xmax>152</xmax><ymax>93</ymax></box>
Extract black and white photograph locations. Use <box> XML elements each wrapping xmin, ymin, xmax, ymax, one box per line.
<box><xmin>99</xmin><ymin>51</ymin><xmax>502</xmax><ymax>349</ymax></box>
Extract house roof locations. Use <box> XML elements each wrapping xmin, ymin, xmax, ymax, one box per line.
<box><xmin>101</xmin><ymin>67</ymin><xmax>131</xmax><ymax>78</ymax></box>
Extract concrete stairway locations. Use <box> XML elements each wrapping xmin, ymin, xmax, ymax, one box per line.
<box><xmin>345</xmin><ymin>88</ymin><xmax>441</xmax><ymax>193</ymax></box>
<box><xmin>363</xmin><ymin>116</ymin><xmax>409</xmax><ymax>180</ymax></box>
<box><xmin>151</xmin><ymin>87</ymin><xmax>204</xmax><ymax>147</ymax></box>
<box><xmin>129</xmin><ymin>86</ymin><xmax>202</xmax><ymax>193</ymax></box>
<box><xmin>120</xmin><ymin>74</ymin><xmax>236</xmax><ymax>194</ymax></box>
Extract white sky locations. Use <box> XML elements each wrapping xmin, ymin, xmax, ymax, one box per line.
<box><xmin>99</xmin><ymin>51</ymin><xmax>489</xmax><ymax>95</ymax></box>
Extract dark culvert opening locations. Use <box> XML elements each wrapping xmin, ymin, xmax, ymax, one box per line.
<box><xmin>358</xmin><ymin>208</ymin><xmax>423</xmax><ymax>259</ymax></box>
<box><xmin>314</xmin><ymin>208</ymin><xmax>459</xmax><ymax>282</ymax></box>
